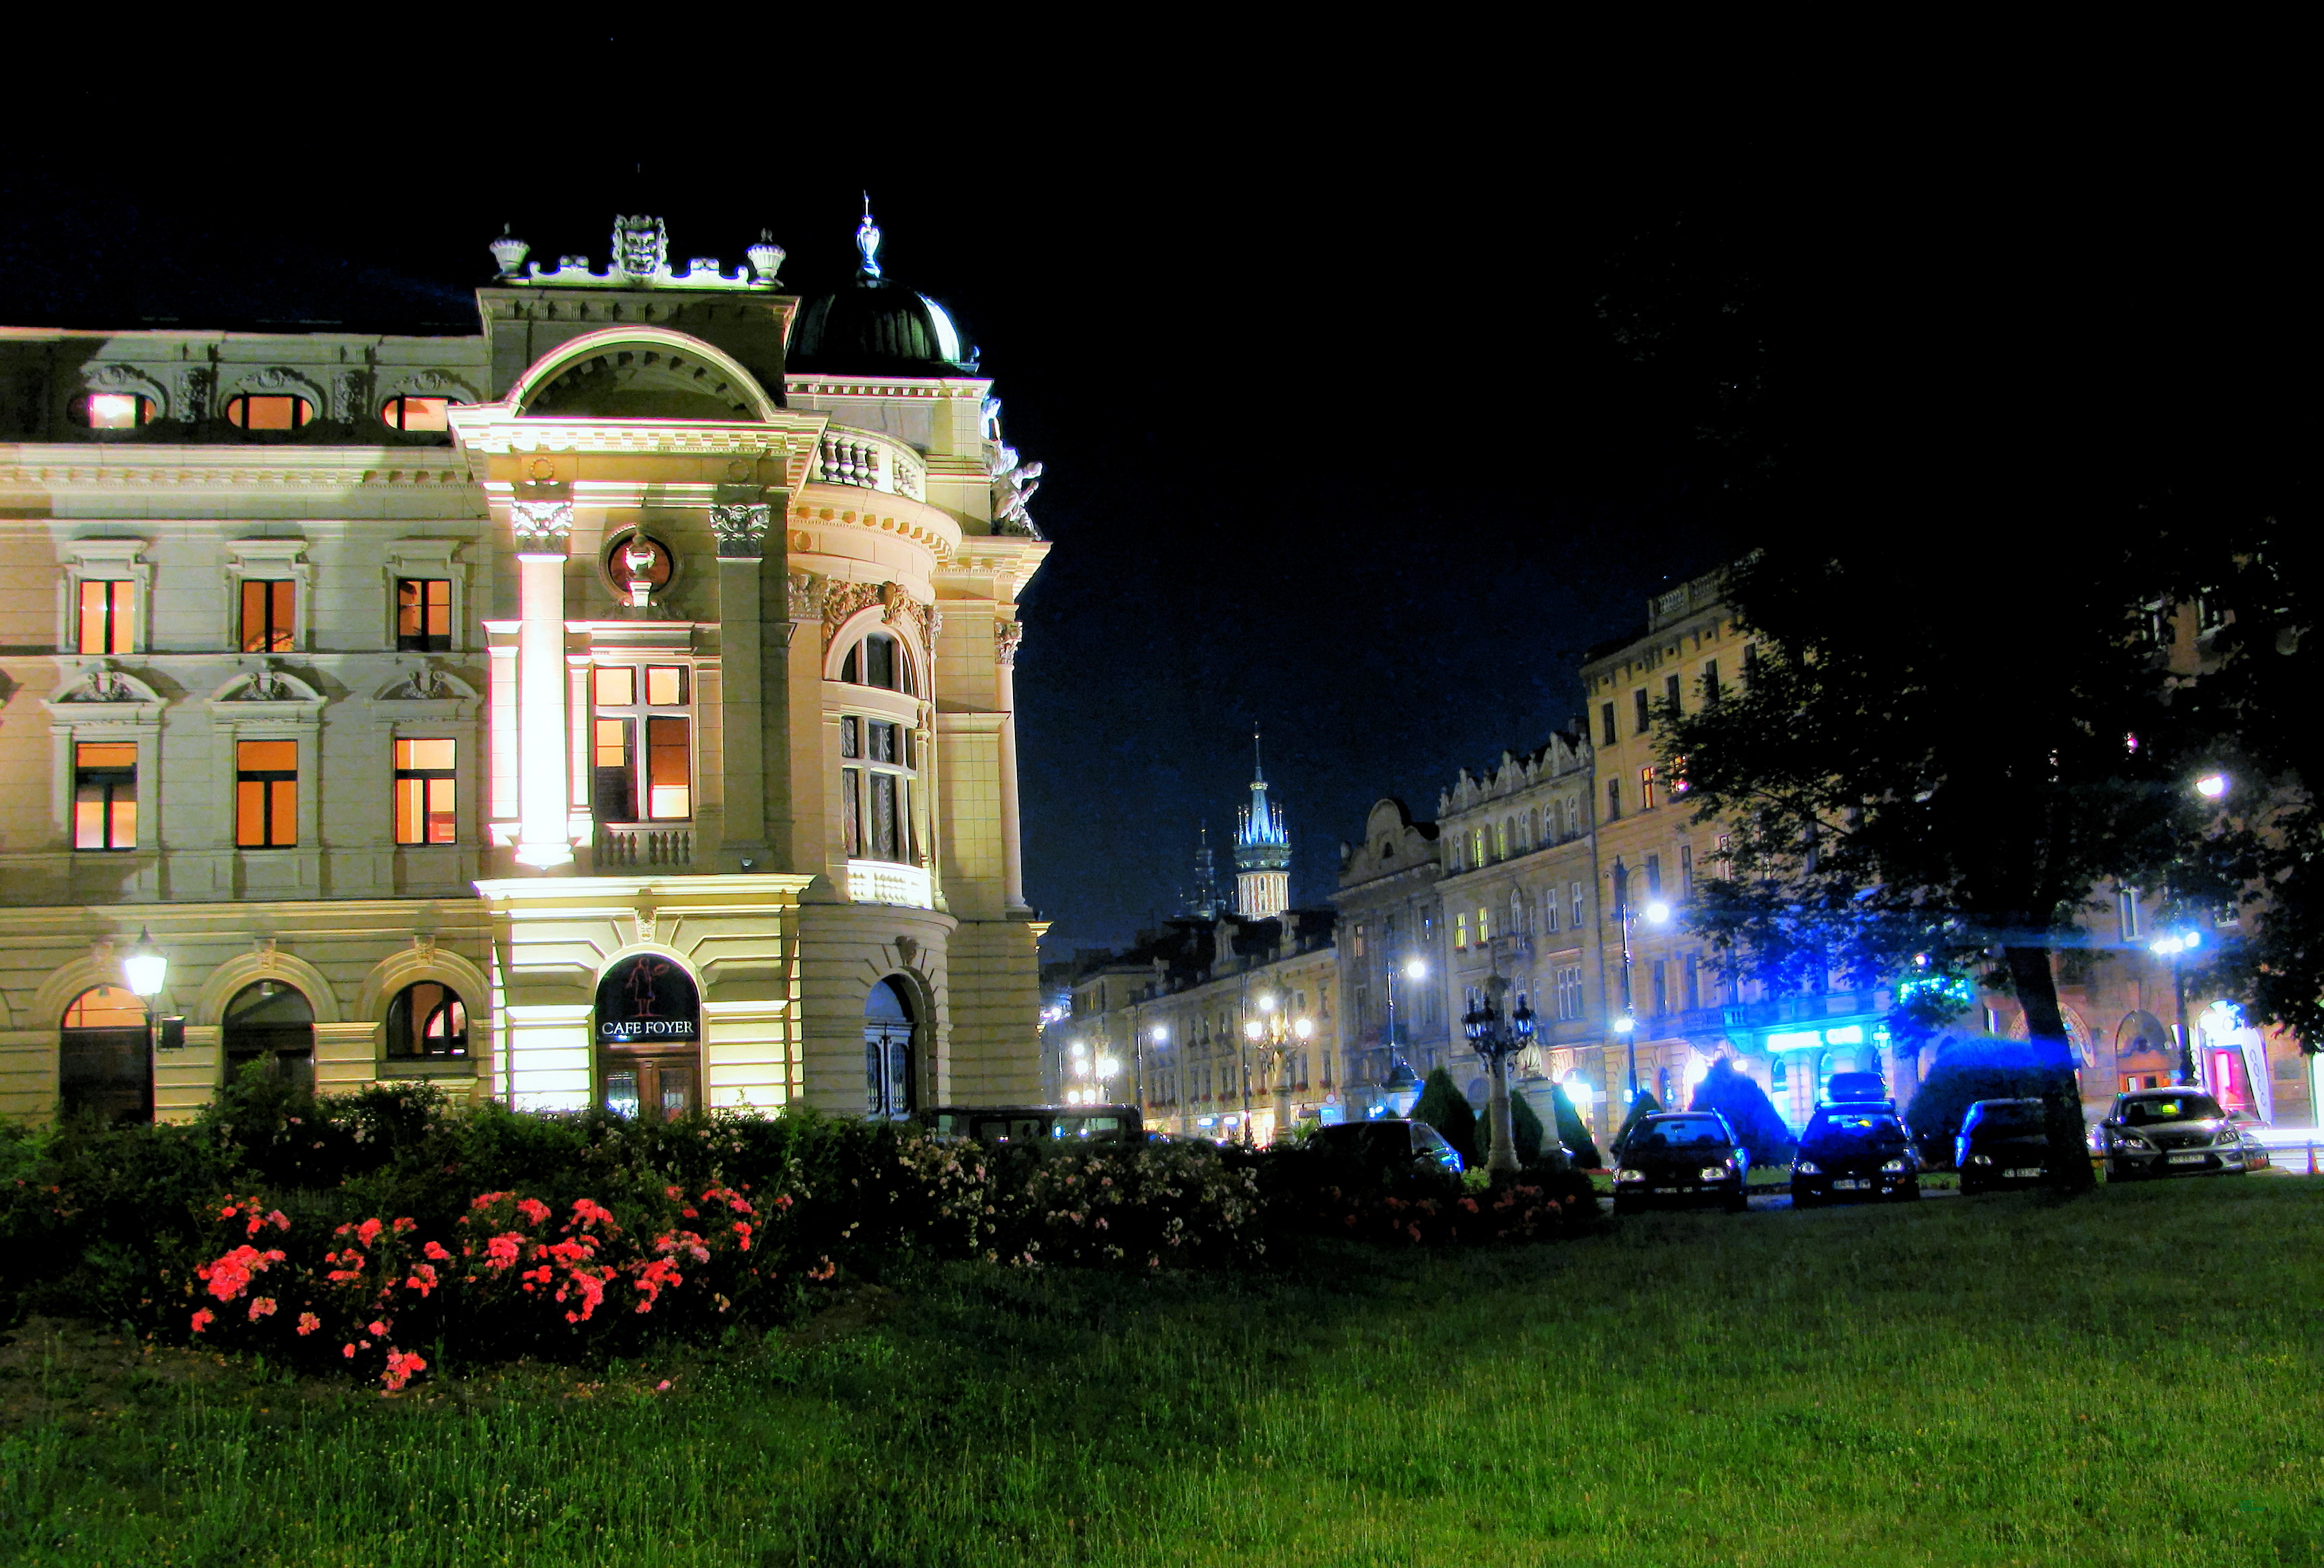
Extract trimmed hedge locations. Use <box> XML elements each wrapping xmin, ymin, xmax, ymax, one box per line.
<box><xmin>1689</xmin><ymin>1058</ymin><xmax>1797</xmax><ymax>1166</ymax></box>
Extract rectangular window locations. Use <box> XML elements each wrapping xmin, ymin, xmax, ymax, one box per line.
<box><xmin>646</xmin><ymin>716</ymin><xmax>691</xmax><ymax>819</ymax></box>
<box><xmin>1665</xmin><ymin>673</ymin><xmax>1681</xmax><ymax>712</ymax></box>
<box><xmin>1680</xmin><ymin>844</ymin><xmax>1694</xmax><ymax>899</ymax></box>
<box><xmin>644</xmin><ymin>665</ymin><xmax>688</xmax><ymax>706</ymax></box>
<box><xmin>1684</xmin><ymin>953</ymin><xmax>1701</xmax><ymax>1012</ymax></box>
<box><xmin>1454</xmin><ymin>911</ymin><xmax>1468</xmax><ymax>949</ymax></box>
<box><xmin>1542</xmin><ymin>891</ymin><xmax>1560</xmax><ymax>933</ymax></box>
<box><xmin>1600</xmin><ymin>702</ymin><xmax>1616</xmax><ymax>746</ymax></box>
<box><xmin>1702</xmin><ymin>659</ymin><xmax>1721</xmax><ymax>704</ymax></box>
<box><xmin>2117</xmin><ymin>888</ymin><xmax>2142</xmax><ymax>942</ymax></box>
<box><xmin>842</xmin><ymin>766</ymin><xmax>862</xmax><ymax>854</ymax></box>
<box><xmin>1556</xmin><ymin>965</ymin><xmax>1584</xmax><ymax>1022</ymax></box>
<box><xmin>72</xmin><ymin>741</ymin><xmax>137</xmax><ymax>850</ymax></box>
<box><xmin>1606</xmin><ymin>778</ymin><xmax>1621</xmax><ymax>822</ymax></box>
<box><xmin>1716</xmin><ymin>833</ymin><xmax>1733</xmax><ymax>879</ymax></box>
<box><xmin>234</xmin><ymin>739</ymin><xmax>297</xmax><ymax>848</ymax></box>
<box><xmin>1645</xmin><ymin>854</ymin><xmax>1662</xmax><ymax>899</ymax></box>
<box><xmin>1353</xmin><ymin>923</ymin><xmax>1367</xmax><ymax>959</ymax></box>
<box><xmin>77</xmin><ymin>580</ymin><xmax>133</xmax><ymax>655</ymax></box>
<box><xmin>593</xmin><ymin>719</ymin><xmax>636</xmax><ymax>821</ymax></box>
<box><xmin>1476</xmin><ymin>905</ymin><xmax>1491</xmax><ymax>942</ymax></box>
<box><xmin>392</xmin><ymin>737</ymin><xmax>456</xmax><ymax>845</ymax></box>
<box><xmin>396</xmin><ymin>578</ymin><xmax>452</xmax><ymax>652</ymax></box>
<box><xmin>1570</xmin><ymin>881</ymin><xmax>1585</xmax><ymax>928</ymax></box>
<box><xmin>239</xmin><ymin>579</ymin><xmax>295</xmax><ymax>653</ymax></box>
<box><xmin>1652</xmin><ymin>959</ymin><xmax>1668</xmax><ymax>1016</ymax></box>
<box><xmin>1743</xmin><ymin>643</ymin><xmax>1760</xmax><ymax>688</ymax></box>
<box><xmin>594</xmin><ymin>667</ymin><xmax>636</xmax><ymax>708</ymax></box>
<box><xmin>839</xmin><ymin>716</ymin><xmax>860</xmax><ymax>758</ymax></box>
<box><xmin>1641</xmin><ymin>766</ymin><xmax>1657</xmax><ymax>811</ymax></box>
<box><xmin>1633</xmin><ymin>687</ymin><xmax>1651</xmax><ymax>735</ymax></box>
<box><xmin>868</xmin><ymin>770</ymin><xmax>899</xmax><ymax>858</ymax></box>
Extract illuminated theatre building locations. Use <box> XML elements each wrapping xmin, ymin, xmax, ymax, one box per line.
<box><xmin>0</xmin><ymin>211</ymin><xmax>1050</xmax><ymax>1125</ymax></box>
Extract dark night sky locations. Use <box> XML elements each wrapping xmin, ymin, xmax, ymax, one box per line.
<box><xmin>3</xmin><ymin>53</ymin><xmax>2300</xmax><ymax>959</ymax></box>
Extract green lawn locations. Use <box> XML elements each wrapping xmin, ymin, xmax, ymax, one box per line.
<box><xmin>4</xmin><ymin>1177</ymin><xmax>2319</xmax><ymax>1566</ymax></box>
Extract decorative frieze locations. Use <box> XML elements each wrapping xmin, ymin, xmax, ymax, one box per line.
<box><xmin>820</xmin><ymin>580</ymin><xmax>935</xmax><ymax>655</ymax></box>
<box><xmin>786</xmin><ymin>570</ymin><xmax>826</xmax><ymax>622</ymax></box>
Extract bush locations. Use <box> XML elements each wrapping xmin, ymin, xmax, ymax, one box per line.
<box><xmin>1548</xmin><ymin>1083</ymin><xmax>1604</xmax><ymax>1170</ymax></box>
<box><xmin>1610</xmin><ymin>1090</ymin><xmax>1664</xmax><ymax>1160</ymax></box>
<box><xmin>1902</xmin><ymin>1040</ymin><xmax>2076</xmax><ymax>1166</ymax></box>
<box><xmin>1688</xmin><ymin>1058</ymin><xmax>1797</xmax><ymax>1166</ymax></box>
<box><xmin>1411</xmin><ymin>1067</ymin><xmax>1478</xmax><ymax>1168</ymax></box>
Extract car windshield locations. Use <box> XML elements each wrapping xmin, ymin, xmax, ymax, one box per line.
<box><xmin>2122</xmin><ymin>1094</ymin><xmax>2224</xmax><ymax>1126</ymax></box>
<box><xmin>1969</xmin><ymin>1103</ymin><xmax>2044</xmax><ymax>1133</ymax></box>
<box><xmin>1806</xmin><ymin>1113</ymin><xmax>1906</xmax><ymax>1146</ymax></box>
<box><xmin>1638</xmin><ymin>1118</ymin><xmax>1727</xmax><ymax>1150</ymax></box>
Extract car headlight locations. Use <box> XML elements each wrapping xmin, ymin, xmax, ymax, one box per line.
<box><xmin>2115</xmin><ymin>1133</ymin><xmax>2152</xmax><ymax>1150</ymax></box>
<box><xmin>1614</xmin><ymin>1168</ymin><xmax>1645</xmax><ymax>1183</ymax></box>
<box><xmin>1700</xmin><ymin>1165</ymin><xmax>1734</xmax><ymax>1181</ymax></box>
<box><xmin>1966</xmin><ymin>1152</ymin><xmax>1993</xmax><ymax>1166</ymax></box>
<box><xmin>1795</xmin><ymin>1160</ymin><xmax>1820</xmax><ymax>1175</ymax></box>
<box><xmin>2214</xmin><ymin>1129</ymin><xmax>2243</xmax><ymax>1148</ymax></box>
<box><xmin>1881</xmin><ymin>1158</ymin><xmax>1908</xmax><ymax>1172</ymax></box>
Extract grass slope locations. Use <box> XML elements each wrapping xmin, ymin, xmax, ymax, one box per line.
<box><xmin>3</xmin><ymin>1179</ymin><xmax>2319</xmax><ymax>1566</ymax></box>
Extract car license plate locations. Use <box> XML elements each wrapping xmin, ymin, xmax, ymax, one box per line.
<box><xmin>2167</xmin><ymin>1152</ymin><xmax>2206</xmax><ymax>1165</ymax></box>
<box><xmin>1834</xmin><ymin>1179</ymin><xmax>1869</xmax><ymax>1191</ymax></box>
<box><xmin>1653</xmin><ymin>1187</ymin><xmax>1688</xmax><ymax>1195</ymax></box>
<box><xmin>2004</xmin><ymin>1167</ymin><xmax>2043</xmax><ymax>1179</ymax></box>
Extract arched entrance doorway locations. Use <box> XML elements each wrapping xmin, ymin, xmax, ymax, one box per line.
<box><xmin>59</xmin><ymin>985</ymin><xmax>152</xmax><ymax>1124</ymax></box>
<box><xmin>223</xmin><ymin>981</ymin><xmax>315</xmax><ymax>1094</ymax></box>
<box><xmin>865</xmin><ymin>979</ymin><xmax>915</xmax><ymax>1119</ymax></box>
<box><xmin>595</xmin><ymin>954</ymin><xmax>701</xmax><ymax>1121</ymax></box>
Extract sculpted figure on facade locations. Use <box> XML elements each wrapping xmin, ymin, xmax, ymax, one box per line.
<box><xmin>986</xmin><ymin>443</ymin><xmax>1045</xmax><ymax>539</ymax></box>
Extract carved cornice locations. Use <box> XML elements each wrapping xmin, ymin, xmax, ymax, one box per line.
<box><xmin>821</xmin><ymin>580</ymin><xmax>934</xmax><ymax>655</ymax></box>
<box><xmin>0</xmin><ymin>449</ymin><xmax>477</xmax><ymax>490</ymax></box>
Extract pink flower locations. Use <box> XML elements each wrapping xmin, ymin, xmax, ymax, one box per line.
<box><xmin>422</xmin><ymin>1240</ymin><xmax>451</xmax><ymax>1262</ymax></box>
<box><xmin>391</xmin><ymin>1217</ymin><xmax>416</xmax><ymax>1235</ymax></box>
<box><xmin>343</xmin><ymin>1343</ymin><xmax>358</xmax><ymax>1359</ymax></box>
<box><xmin>367</xmin><ymin>1319</ymin><xmax>390</xmax><ymax>1338</ymax></box>
<box><xmin>655</xmin><ymin>1380</ymin><xmax>672</xmax><ymax>1392</ymax></box>
<box><xmin>483</xmin><ymin>1232</ymin><xmax>524</xmax><ymax>1271</ymax></box>
<box><xmin>404</xmin><ymin>1263</ymin><xmax>439</xmax><ymax>1298</ymax></box>
<box><xmin>248</xmin><ymin>1296</ymin><xmax>278</xmax><ymax>1322</ymax></box>
<box><xmin>515</xmin><ymin>1198</ymin><xmax>551</xmax><ymax>1227</ymax></box>
<box><xmin>355</xmin><ymin>1218</ymin><xmax>384</xmax><ymax>1247</ymax></box>
<box><xmin>296</xmin><ymin>1312</ymin><xmax>321</xmax><ymax>1337</ymax></box>
<box><xmin>268</xmin><ymin>1209</ymin><xmax>290</xmax><ymax>1232</ymax></box>
<box><xmin>190</xmin><ymin>1308</ymin><xmax>215</xmax><ymax>1333</ymax></box>
<box><xmin>381</xmin><ymin>1349</ymin><xmax>427</xmax><ymax>1392</ymax></box>
<box><xmin>570</xmin><ymin>1198</ymin><xmax>618</xmax><ymax>1229</ymax></box>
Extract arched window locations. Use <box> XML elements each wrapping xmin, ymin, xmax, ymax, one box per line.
<box><xmin>865</xmin><ymin>978</ymin><xmax>915</xmax><ymax>1119</ymax></box>
<box><xmin>225</xmin><ymin>395</ymin><xmax>313</xmax><ymax>431</ymax></box>
<box><xmin>385</xmin><ymin>981</ymin><xmax>468</xmax><ymax>1060</ymax></box>
<box><xmin>71</xmin><ymin>392</ymin><xmax>157</xmax><ymax>429</ymax></box>
<box><xmin>60</xmin><ymin>985</ymin><xmax>151</xmax><ymax>1125</ymax></box>
<box><xmin>378</xmin><ymin>396</ymin><xmax>463</xmax><ymax>432</ymax></box>
<box><xmin>841</xmin><ymin>632</ymin><xmax>914</xmax><ymax>694</ymax></box>
<box><xmin>223</xmin><ymin>980</ymin><xmax>315</xmax><ymax>1094</ymax></box>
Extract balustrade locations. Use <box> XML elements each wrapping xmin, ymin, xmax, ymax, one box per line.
<box><xmin>596</xmin><ymin>827</ymin><xmax>692</xmax><ymax>867</ymax></box>
<box><xmin>815</xmin><ymin>428</ymin><xmax>926</xmax><ymax>501</ymax></box>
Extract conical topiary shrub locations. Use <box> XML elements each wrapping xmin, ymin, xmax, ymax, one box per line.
<box><xmin>1611</xmin><ymin>1089</ymin><xmax>1663</xmax><ymax>1162</ymax></box>
<box><xmin>1548</xmin><ymin>1082</ymin><xmax>1604</xmax><ymax>1170</ymax></box>
<box><xmin>1411</xmin><ymin>1066</ymin><xmax>1479</xmax><ymax>1168</ymax></box>
<box><xmin>1688</xmin><ymin>1057</ymin><xmax>1796</xmax><ymax>1166</ymax></box>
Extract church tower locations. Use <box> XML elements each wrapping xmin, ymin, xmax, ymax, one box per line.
<box><xmin>1234</xmin><ymin>731</ymin><xmax>1291</xmax><ymax>919</ymax></box>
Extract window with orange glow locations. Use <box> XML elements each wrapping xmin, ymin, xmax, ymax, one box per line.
<box><xmin>73</xmin><ymin>742</ymin><xmax>137</xmax><ymax>850</ymax></box>
<box><xmin>63</xmin><ymin>985</ymin><xmax>147</xmax><ymax>1028</ymax></box>
<box><xmin>378</xmin><ymin>396</ymin><xmax>457</xmax><ymax>431</ymax></box>
<box><xmin>225</xmin><ymin>395</ymin><xmax>311</xmax><ymax>431</ymax></box>
<box><xmin>77</xmin><ymin>579</ymin><xmax>133</xmax><ymax>654</ymax></box>
<box><xmin>589</xmin><ymin>665</ymin><xmax>691</xmax><ymax>822</ymax></box>
<box><xmin>396</xmin><ymin>578</ymin><xmax>451</xmax><ymax>651</ymax></box>
<box><xmin>235</xmin><ymin>740</ymin><xmax>297</xmax><ymax>847</ymax></box>
<box><xmin>392</xmin><ymin>738</ymin><xmax>456</xmax><ymax>845</ymax></box>
<box><xmin>239</xmin><ymin>580</ymin><xmax>295</xmax><ymax>652</ymax></box>
<box><xmin>71</xmin><ymin>393</ymin><xmax>153</xmax><ymax>429</ymax></box>
<box><xmin>646</xmin><ymin>717</ymin><xmax>691</xmax><ymax>819</ymax></box>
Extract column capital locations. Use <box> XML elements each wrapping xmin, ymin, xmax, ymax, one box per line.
<box><xmin>711</xmin><ymin>502</ymin><xmax>774</xmax><ymax>560</ymax></box>
<box><xmin>511</xmin><ymin>499</ymin><xmax>574</xmax><ymax>557</ymax></box>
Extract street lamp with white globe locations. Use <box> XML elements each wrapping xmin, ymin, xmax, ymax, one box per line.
<box><xmin>1614</xmin><ymin>885</ymin><xmax>1673</xmax><ymax>1103</ymax></box>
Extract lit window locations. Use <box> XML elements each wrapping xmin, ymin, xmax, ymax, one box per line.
<box><xmin>379</xmin><ymin>396</ymin><xmax>459</xmax><ymax>432</ymax></box>
<box><xmin>1641</xmin><ymin>766</ymin><xmax>1657</xmax><ymax>811</ymax></box>
<box><xmin>225</xmin><ymin>395</ymin><xmax>312</xmax><ymax>431</ymax></box>
<box><xmin>393</xmin><ymin>738</ymin><xmax>457</xmax><ymax>845</ymax></box>
<box><xmin>1454</xmin><ymin>911</ymin><xmax>1468</xmax><ymax>949</ymax></box>
<box><xmin>385</xmin><ymin>981</ymin><xmax>467</xmax><ymax>1059</ymax></box>
<box><xmin>76</xmin><ymin>579</ymin><xmax>133</xmax><ymax>654</ymax></box>
<box><xmin>1476</xmin><ymin>905</ymin><xmax>1491</xmax><ymax>942</ymax></box>
<box><xmin>591</xmin><ymin>665</ymin><xmax>691</xmax><ymax>822</ymax></box>
<box><xmin>235</xmin><ymin>740</ymin><xmax>298</xmax><ymax>847</ymax></box>
<box><xmin>73</xmin><ymin>742</ymin><xmax>137</xmax><ymax>850</ymax></box>
<box><xmin>396</xmin><ymin>578</ymin><xmax>451</xmax><ymax>651</ymax></box>
<box><xmin>71</xmin><ymin>392</ymin><xmax>155</xmax><ymax>429</ymax></box>
<box><xmin>239</xmin><ymin>580</ymin><xmax>295</xmax><ymax>652</ymax></box>
<box><xmin>841</xmin><ymin>632</ymin><xmax>913</xmax><ymax>694</ymax></box>
<box><xmin>839</xmin><ymin>714</ymin><xmax>917</xmax><ymax>864</ymax></box>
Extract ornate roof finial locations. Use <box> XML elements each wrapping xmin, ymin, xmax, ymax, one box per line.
<box><xmin>856</xmin><ymin>193</ymin><xmax>883</xmax><ymax>281</ymax></box>
<box><xmin>1252</xmin><ymin>727</ymin><xmax>1265</xmax><ymax>784</ymax></box>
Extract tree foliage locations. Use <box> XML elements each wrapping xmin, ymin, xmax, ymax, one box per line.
<box><xmin>1410</xmin><ymin>1067</ymin><xmax>1478</xmax><ymax>1168</ymax></box>
<box><xmin>1687</xmin><ymin>1057</ymin><xmax>1795</xmax><ymax>1166</ymax></box>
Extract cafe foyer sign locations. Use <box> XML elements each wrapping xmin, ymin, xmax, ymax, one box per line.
<box><xmin>595</xmin><ymin>954</ymin><xmax>701</xmax><ymax>1045</ymax></box>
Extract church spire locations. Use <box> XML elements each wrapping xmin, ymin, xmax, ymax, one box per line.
<box><xmin>1234</xmin><ymin>727</ymin><xmax>1291</xmax><ymax>919</ymax></box>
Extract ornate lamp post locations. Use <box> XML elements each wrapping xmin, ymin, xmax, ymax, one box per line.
<box><xmin>1613</xmin><ymin>885</ymin><xmax>1673</xmax><ymax>1103</ymax></box>
<box><xmin>2150</xmin><ymin>929</ymin><xmax>2204</xmax><ymax>1087</ymax></box>
<box><xmin>1462</xmin><ymin>973</ymin><xmax>1536</xmax><ymax>1175</ymax></box>
<box><xmin>1242</xmin><ymin>992</ymin><xmax>1314</xmax><ymax>1145</ymax></box>
<box><xmin>1382</xmin><ymin>955</ymin><xmax>1426</xmax><ymax>1105</ymax></box>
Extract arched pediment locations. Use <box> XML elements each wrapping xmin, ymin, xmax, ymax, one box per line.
<box><xmin>354</xmin><ymin>945</ymin><xmax>492</xmax><ymax>1023</ymax></box>
<box><xmin>208</xmin><ymin>667</ymin><xmax>324</xmax><ymax>704</ymax></box>
<box><xmin>193</xmin><ymin>948</ymin><xmax>342</xmax><ymax>1027</ymax></box>
<box><xmin>45</xmin><ymin>665</ymin><xmax>165</xmax><ymax>709</ymax></box>
<box><xmin>373</xmin><ymin>666</ymin><xmax>478</xmax><ymax>702</ymax></box>
<box><xmin>508</xmin><ymin>328</ymin><xmax>780</xmax><ymax>424</ymax></box>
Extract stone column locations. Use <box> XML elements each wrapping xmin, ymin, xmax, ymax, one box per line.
<box><xmin>994</xmin><ymin>618</ymin><xmax>1029</xmax><ymax>914</ymax></box>
<box><xmin>512</xmin><ymin>500</ymin><xmax>574</xmax><ymax>869</ymax></box>
<box><xmin>712</xmin><ymin>498</ymin><xmax>772</xmax><ymax>871</ymax></box>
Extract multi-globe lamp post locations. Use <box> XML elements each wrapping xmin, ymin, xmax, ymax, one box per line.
<box><xmin>122</xmin><ymin>928</ymin><xmax>169</xmax><ymax>1121</ymax></box>
<box><xmin>1461</xmin><ymin>973</ymin><xmax>1536</xmax><ymax>1175</ymax></box>
<box><xmin>1382</xmin><ymin>955</ymin><xmax>1426</xmax><ymax>1109</ymax></box>
<box><xmin>1612</xmin><ymin>894</ymin><xmax>1673</xmax><ymax>1104</ymax></box>
<box><xmin>1240</xmin><ymin>992</ymin><xmax>1313</xmax><ymax>1146</ymax></box>
<box><xmin>2152</xmin><ymin>769</ymin><xmax>2231</xmax><ymax>1090</ymax></box>
<box><xmin>1063</xmin><ymin>1039</ymin><xmax>1123</xmax><ymax>1106</ymax></box>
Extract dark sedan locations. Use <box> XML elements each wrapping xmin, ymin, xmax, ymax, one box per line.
<box><xmin>1793</xmin><ymin>1109</ymin><xmax>1921</xmax><ymax>1205</ymax></box>
<box><xmin>2099</xmin><ymin>1089</ymin><xmax>2249</xmax><ymax>1181</ymax></box>
<box><xmin>1956</xmin><ymin>1098</ymin><xmax>2055</xmax><ymax>1193</ymax></box>
<box><xmin>1611</xmin><ymin>1112</ymin><xmax>1750</xmax><ymax>1213</ymax></box>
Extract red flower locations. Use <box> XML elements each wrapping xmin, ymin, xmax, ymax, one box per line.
<box><xmin>381</xmin><ymin>1349</ymin><xmax>428</xmax><ymax>1392</ymax></box>
<box><xmin>342</xmin><ymin>1343</ymin><xmax>358</xmax><ymax>1359</ymax></box>
<box><xmin>422</xmin><ymin>1240</ymin><xmax>451</xmax><ymax>1262</ymax></box>
<box><xmin>515</xmin><ymin>1198</ymin><xmax>551</xmax><ymax>1226</ymax></box>
<box><xmin>470</xmin><ymin>1190</ymin><xmax>513</xmax><ymax>1210</ymax></box>
<box><xmin>391</xmin><ymin>1217</ymin><xmax>416</xmax><ymax>1236</ymax></box>
<box><xmin>570</xmin><ymin>1198</ymin><xmax>618</xmax><ymax>1229</ymax></box>
<box><xmin>355</xmin><ymin>1218</ymin><xmax>384</xmax><ymax>1247</ymax></box>
<box><xmin>190</xmin><ymin>1308</ymin><xmax>215</xmax><ymax>1333</ymax></box>
<box><xmin>198</xmin><ymin>1244</ymin><xmax>287</xmax><ymax>1302</ymax></box>
<box><xmin>296</xmin><ymin>1312</ymin><xmax>322</xmax><ymax>1337</ymax></box>
<box><xmin>248</xmin><ymin>1296</ymin><xmax>278</xmax><ymax>1322</ymax></box>
<box><xmin>482</xmin><ymin>1233</ymin><xmax>523</xmax><ymax>1271</ymax></box>
<box><xmin>403</xmin><ymin>1263</ymin><xmax>439</xmax><ymax>1298</ymax></box>
<box><xmin>367</xmin><ymin>1318</ymin><xmax>389</xmax><ymax>1338</ymax></box>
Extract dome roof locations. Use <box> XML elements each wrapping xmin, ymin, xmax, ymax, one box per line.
<box><xmin>786</xmin><ymin>204</ymin><xmax>977</xmax><ymax>377</ymax></box>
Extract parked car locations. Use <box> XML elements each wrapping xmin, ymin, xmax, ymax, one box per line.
<box><xmin>2228</xmin><ymin>1109</ymin><xmax>2272</xmax><ymax>1171</ymax></box>
<box><xmin>1303</xmin><ymin>1117</ymin><xmax>1464</xmax><ymax>1175</ymax></box>
<box><xmin>1793</xmin><ymin>1108</ymin><xmax>1921</xmax><ymax>1205</ymax></box>
<box><xmin>1955</xmin><ymin>1098</ymin><xmax>2054</xmax><ymax>1193</ymax></box>
<box><xmin>922</xmin><ymin>1105</ymin><xmax>1148</xmax><ymax>1146</ymax></box>
<box><xmin>1610</xmin><ymin>1111</ymin><xmax>1751</xmax><ymax>1213</ymax></box>
<box><xmin>2099</xmin><ymin>1089</ymin><xmax>2249</xmax><ymax>1180</ymax></box>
